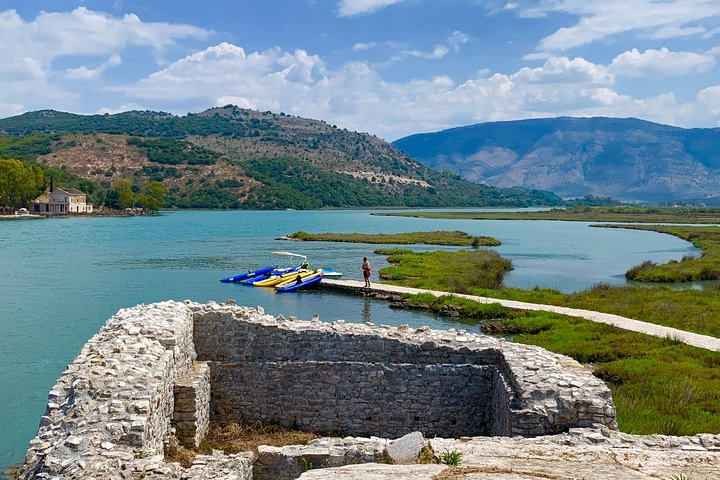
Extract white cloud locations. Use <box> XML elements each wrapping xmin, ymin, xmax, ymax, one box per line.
<box><xmin>645</xmin><ymin>25</ymin><xmax>706</xmax><ymax>40</ymax></box>
<box><xmin>696</xmin><ymin>85</ymin><xmax>720</xmax><ymax>115</ymax></box>
<box><xmin>365</xmin><ymin>31</ymin><xmax>471</xmax><ymax>66</ymax></box>
<box><xmin>512</xmin><ymin>57</ymin><xmax>613</xmax><ymax>85</ymax></box>
<box><xmin>66</xmin><ymin>54</ymin><xmax>122</xmax><ymax>80</ymax></box>
<box><xmin>401</xmin><ymin>44</ymin><xmax>450</xmax><ymax>60</ymax></box>
<box><xmin>0</xmin><ymin>101</ymin><xmax>24</xmax><ymax>119</ymax></box>
<box><xmin>703</xmin><ymin>27</ymin><xmax>720</xmax><ymax>39</ymax></box>
<box><xmin>0</xmin><ymin>8</ymin><xmax>209</xmax><ymax>65</ymax></box>
<box><xmin>514</xmin><ymin>0</ymin><xmax>720</xmax><ymax>53</ymax></box>
<box><xmin>96</xmin><ymin>103</ymin><xmax>148</xmax><ymax>115</ymax></box>
<box><xmin>609</xmin><ymin>47</ymin><xmax>716</xmax><ymax>77</ymax></box>
<box><xmin>447</xmin><ymin>31</ymin><xmax>470</xmax><ymax>52</ymax></box>
<box><xmin>353</xmin><ymin>42</ymin><xmax>379</xmax><ymax>51</ymax></box>
<box><xmin>0</xmin><ymin>7</ymin><xmax>211</xmax><ymax>113</ymax></box>
<box><xmin>125</xmin><ymin>44</ymin><xmax>674</xmax><ymax>139</ymax></box>
<box><xmin>337</xmin><ymin>0</ymin><xmax>407</xmax><ymax>17</ymax></box>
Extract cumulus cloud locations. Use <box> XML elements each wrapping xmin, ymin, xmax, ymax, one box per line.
<box><xmin>0</xmin><ymin>8</ymin><xmax>209</xmax><ymax>65</ymax></box>
<box><xmin>66</xmin><ymin>54</ymin><xmax>122</xmax><ymax>80</ymax></box>
<box><xmin>512</xmin><ymin>57</ymin><xmax>613</xmax><ymax>85</ymax></box>
<box><xmin>0</xmin><ymin>101</ymin><xmax>24</xmax><ymax>119</ymax></box>
<box><xmin>513</xmin><ymin>0</ymin><xmax>720</xmax><ymax>53</ymax></box>
<box><xmin>609</xmin><ymin>47</ymin><xmax>716</xmax><ymax>77</ymax></box>
<box><xmin>696</xmin><ymin>86</ymin><xmax>720</xmax><ymax>115</ymax></box>
<box><xmin>0</xmin><ymin>7</ymin><xmax>210</xmax><ymax>112</ymax></box>
<box><xmin>337</xmin><ymin>0</ymin><xmax>407</xmax><ymax>17</ymax></box>
<box><xmin>126</xmin><ymin>42</ymin><xmax>686</xmax><ymax>139</ymax></box>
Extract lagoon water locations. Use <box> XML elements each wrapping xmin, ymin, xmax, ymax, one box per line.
<box><xmin>0</xmin><ymin>209</ymin><xmax>697</xmax><ymax>468</ymax></box>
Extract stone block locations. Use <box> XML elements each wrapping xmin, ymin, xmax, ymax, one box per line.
<box><xmin>387</xmin><ymin>431</ymin><xmax>425</xmax><ymax>464</ymax></box>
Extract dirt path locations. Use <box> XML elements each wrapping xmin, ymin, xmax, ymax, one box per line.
<box><xmin>321</xmin><ymin>279</ymin><xmax>720</xmax><ymax>352</ymax></box>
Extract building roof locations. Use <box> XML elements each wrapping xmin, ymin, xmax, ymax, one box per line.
<box><xmin>30</xmin><ymin>187</ymin><xmax>88</xmax><ymax>204</ymax></box>
<box><xmin>55</xmin><ymin>187</ymin><xmax>86</xmax><ymax>196</ymax></box>
<box><xmin>30</xmin><ymin>190</ymin><xmax>51</xmax><ymax>203</ymax></box>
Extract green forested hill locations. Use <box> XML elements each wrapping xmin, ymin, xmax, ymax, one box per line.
<box><xmin>0</xmin><ymin>106</ymin><xmax>562</xmax><ymax>209</ymax></box>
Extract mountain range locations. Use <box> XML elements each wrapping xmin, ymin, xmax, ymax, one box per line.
<box><xmin>393</xmin><ymin>117</ymin><xmax>720</xmax><ymax>203</ymax></box>
<box><xmin>0</xmin><ymin>107</ymin><xmax>561</xmax><ymax>209</ymax></box>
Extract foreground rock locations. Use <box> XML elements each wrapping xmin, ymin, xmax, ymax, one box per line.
<box><xmin>299</xmin><ymin>427</ymin><xmax>720</xmax><ymax>479</ymax></box>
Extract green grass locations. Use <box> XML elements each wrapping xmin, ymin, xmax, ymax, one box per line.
<box><xmin>470</xmin><ymin>283</ymin><xmax>720</xmax><ymax>338</ymax></box>
<box><xmin>376</xmin><ymin>206</ymin><xmax>720</xmax><ymax>224</ymax></box>
<box><xmin>438</xmin><ymin>450</ymin><xmax>462</xmax><ymax>466</ymax></box>
<box><xmin>286</xmin><ymin>230</ymin><xmax>501</xmax><ymax>246</ymax></box>
<box><xmin>598</xmin><ymin>225</ymin><xmax>720</xmax><ymax>282</ymax></box>
<box><xmin>374</xmin><ymin>251</ymin><xmax>720</xmax><ymax>435</ymax></box>
<box><xmin>378</xmin><ymin>249</ymin><xmax>512</xmax><ymax>291</ymax></box>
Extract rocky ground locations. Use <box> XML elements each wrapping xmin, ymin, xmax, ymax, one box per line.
<box><xmin>298</xmin><ymin>427</ymin><xmax>720</xmax><ymax>479</ymax></box>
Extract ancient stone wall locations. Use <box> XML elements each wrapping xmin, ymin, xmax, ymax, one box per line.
<box><xmin>20</xmin><ymin>301</ymin><xmax>255</xmax><ymax>480</ymax></box>
<box><xmin>210</xmin><ymin>361</ymin><xmax>494</xmax><ymax>437</ymax></box>
<box><xmin>192</xmin><ymin>303</ymin><xmax>616</xmax><ymax>438</ymax></box>
<box><xmin>173</xmin><ymin>361</ymin><xmax>211</xmax><ymax>448</ymax></box>
<box><xmin>21</xmin><ymin>300</ymin><xmax>617</xmax><ymax>480</ymax></box>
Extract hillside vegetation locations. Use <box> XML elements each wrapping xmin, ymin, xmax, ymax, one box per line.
<box><xmin>0</xmin><ymin>107</ymin><xmax>562</xmax><ymax>209</ymax></box>
<box><xmin>394</xmin><ymin>116</ymin><xmax>720</xmax><ymax>203</ymax></box>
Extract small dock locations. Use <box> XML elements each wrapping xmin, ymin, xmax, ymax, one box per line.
<box><xmin>321</xmin><ymin>279</ymin><xmax>720</xmax><ymax>352</ymax></box>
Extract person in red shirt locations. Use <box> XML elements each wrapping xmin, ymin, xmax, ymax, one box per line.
<box><xmin>362</xmin><ymin>257</ymin><xmax>371</xmax><ymax>288</ymax></box>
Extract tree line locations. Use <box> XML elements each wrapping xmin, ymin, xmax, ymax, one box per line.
<box><xmin>0</xmin><ymin>157</ymin><xmax>167</xmax><ymax>214</ymax></box>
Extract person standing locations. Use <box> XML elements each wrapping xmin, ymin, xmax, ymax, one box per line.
<box><xmin>362</xmin><ymin>256</ymin><xmax>371</xmax><ymax>288</ymax></box>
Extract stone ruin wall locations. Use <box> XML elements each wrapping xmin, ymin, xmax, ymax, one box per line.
<box><xmin>20</xmin><ymin>300</ymin><xmax>617</xmax><ymax>480</ymax></box>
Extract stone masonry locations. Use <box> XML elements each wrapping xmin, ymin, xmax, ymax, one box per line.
<box><xmin>21</xmin><ymin>300</ymin><xmax>618</xmax><ymax>479</ymax></box>
<box><xmin>173</xmin><ymin>361</ymin><xmax>211</xmax><ymax>448</ymax></box>
<box><xmin>192</xmin><ymin>303</ymin><xmax>616</xmax><ymax>437</ymax></box>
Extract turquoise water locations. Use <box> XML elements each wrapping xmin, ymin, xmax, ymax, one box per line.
<box><xmin>0</xmin><ymin>210</ymin><xmax>697</xmax><ymax>468</ymax></box>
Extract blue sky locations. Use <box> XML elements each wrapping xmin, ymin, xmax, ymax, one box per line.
<box><xmin>1</xmin><ymin>0</ymin><xmax>720</xmax><ymax>140</ymax></box>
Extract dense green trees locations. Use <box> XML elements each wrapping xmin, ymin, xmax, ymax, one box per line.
<box><xmin>0</xmin><ymin>158</ymin><xmax>44</xmax><ymax>213</ymax></box>
<box><xmin>113</xmin><ymin>179</ymin><xmax>134</xmax><ymax>209</ymax></box>
<box><xmin>127</xmin><ymin>137</ymin><xmax>220</xmax><ymax>165</ymax></box>
<box><xmin>136</xmin><ymin>181</ymin><xmax>168</xmax><ymax>212</ymax></box>
<box><xmin>108</xmin><ymin>179</ymin><xmax>167</xmax><ymax>212</ymax></box>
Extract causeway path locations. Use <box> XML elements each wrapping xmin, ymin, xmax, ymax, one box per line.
<box><xmin>322</xmin><ymin>279</ymin><xmax>720</xmax><ymax>352</ymax></box>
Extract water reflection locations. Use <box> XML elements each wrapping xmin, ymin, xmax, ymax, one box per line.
<box><xmin>362</xmin><ymin>298</ymin><xmax>372</xmax><ymax>323</ymax></box>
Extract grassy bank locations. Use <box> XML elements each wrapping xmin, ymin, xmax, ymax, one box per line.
<box><xmin>602</xmin><ymin>225</ymin><xmax>720</xmax><ymax>282</ymax></box>
<box><xmin>375</xmin><ymin>250</ymin><xmax>720</xmax><ymax>435</ymax></box>
<box><xmin>375</xmin><ymin>206</ymin><xmax>720</xmax><ymax>224</ymax></box>
<box><xmin>286</xmin><ymin>230</ymin><xmax>501</xmax><ymax>246</ymax></box>
<box><xmin>377</xmin><ymin>248</ymin><xmax>512</xmax><ymax>291</ymax></box>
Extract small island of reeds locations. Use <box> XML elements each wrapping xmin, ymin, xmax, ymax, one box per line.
<box><xmin>601</xmin><ymin>224</ymin><xmax>720</xmax><ymax>282</ymax></box>
<box><xmin>284</xmin><ymin>230</ymin><xmax>501</xmax><ymax>247</ymax></box>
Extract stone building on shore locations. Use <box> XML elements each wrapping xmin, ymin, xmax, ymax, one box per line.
<box><xmin>29</xmin><ymin>187</ymin><xmax>93</xmax><ymax>214</ymax></box>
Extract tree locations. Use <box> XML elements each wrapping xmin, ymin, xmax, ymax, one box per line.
<box><xmin>113</xmin><ymin>179</ymin><xmax>134</xmax><ymax>209</ymax></box>
<box><xmin>0</xmin><ymin>158</ymin><xmax>44</xmax><ymax>214</ymax></box>
<box><xmin>136</xmin><ymin>181</ymin><xmax>167</xmax><ymax>212</ymax></box>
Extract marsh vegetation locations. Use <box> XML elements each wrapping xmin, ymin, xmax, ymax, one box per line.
<box><xmin>376</xmin><ymin>206</ymin><xmax>720</xmax><ymax>224</ymax></box>
<box><xmin>287</xmin><ymin>230</ymin><xmax>501</xmax><ymax>246</ymax></box>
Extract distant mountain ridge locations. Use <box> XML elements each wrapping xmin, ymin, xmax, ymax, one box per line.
<box><xmin>0</xmin><ymin>107</ymin><xmax>562</xmax><ymax>209</ymax></box>
<box><xmin>393</xmin><ymin>117</ymin><xmax>720</xmax><ymax>202</ymax></box>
